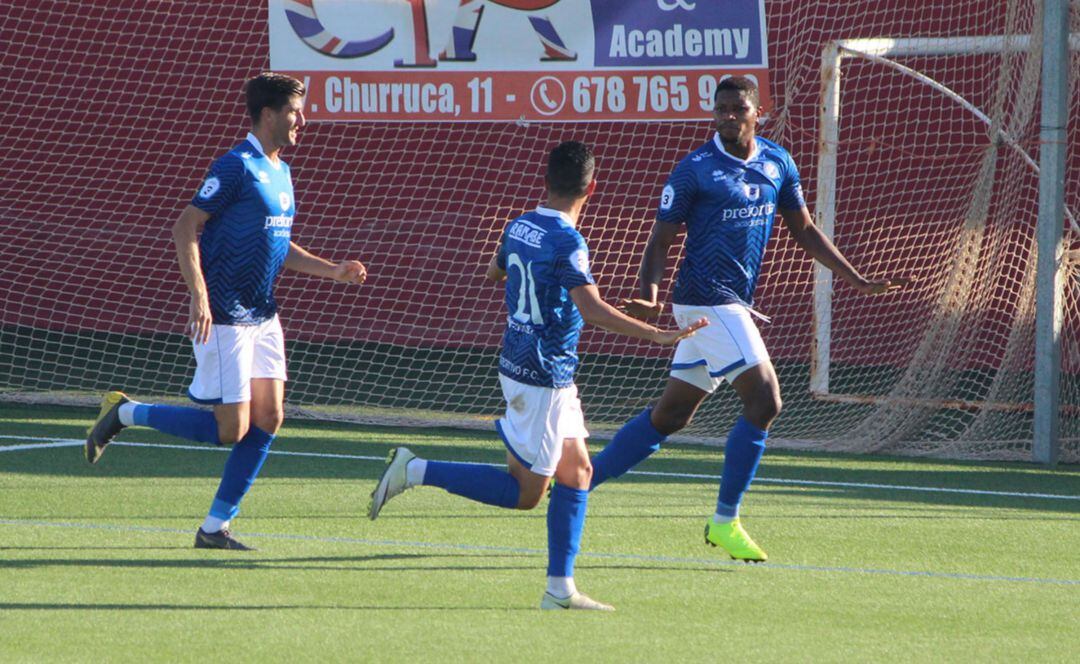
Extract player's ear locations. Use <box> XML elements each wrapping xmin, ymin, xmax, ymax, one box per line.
<box><xmin>585</xmin><ymin>179</ymin><xmax>597</xmax><ymax>197</ymax></box>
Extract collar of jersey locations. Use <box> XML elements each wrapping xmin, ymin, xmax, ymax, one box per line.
<box><xmin>245</xmin><ymin>132</ymin><xmax>283</xmax><ymax>170</ymax></box>
<box><xmin>535</xmin><ymin>206</ymin><xmax>575</xmax><ymax>227</ymax></box>
<box><xmin>712</xmin><ymin>132</ymin><xmax>760</xmax><ymax>166</ymax></box>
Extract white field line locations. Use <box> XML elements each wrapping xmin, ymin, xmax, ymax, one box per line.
<box><xmin>0</xmin><ymin>518</ymin><xmax>1077</xmax><ymax>587</ymax></box>
<box><xmin>2</xmin><ymin>436</ymin><xmax>1078</xmax><ymax>502</ymax></box>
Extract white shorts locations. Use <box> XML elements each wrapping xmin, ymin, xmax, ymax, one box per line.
<box><xmin>188</xmin><ymin>315</ymin><xmax>287</xmax><ymax>405</ymax></box>
<box><xmin>495</xmin><ymin>374</ymin><xmax>589</xmax><ymax>478</ymax></box>
<box><xmin>670</xmin><ymin>303</ymin><xmax>770</xmax><ymax>393</ymax></box>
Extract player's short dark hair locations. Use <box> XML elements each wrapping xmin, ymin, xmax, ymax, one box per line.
<box><xmin>715</xmin><ymin>76</ymin><xmax>760</xmax><ymax>107</ymax></box>
<box><xmin>546</xmin><ymin>141</ymin><xmax>595</xmax><ymax>198</ymax></box>
<box><xmin>245</xmin><ymin>72</ymin><xmax>305</xmax><ymax>124</ymax></box>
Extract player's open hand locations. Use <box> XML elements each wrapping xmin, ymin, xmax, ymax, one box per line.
<box><xmin>854</xmin><ymin>276</ymin><xmax>913</xmax><ymax>295</ymax></box>
<box><xmin>333</xmin><ymin>260</ymin><xmax>367</xmax><ymax>285</ymax></box>
<box><xmin>653</xmin><ymin>316</ymin><xmax>709</xmax><ymax>346</ymax></box>
<box><xmin>187</xmin><ymin>295</ymin><xmax>213</xmax><ymax>345</ymax></box>
<box><xmin>621</xmin><ymin>298</ymin><xmax>664</xmax><ymax>320</ymax></box>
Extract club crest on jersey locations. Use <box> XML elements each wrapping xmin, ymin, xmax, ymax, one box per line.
<box><xmin>570</xmin><ymin>249</ymin><xmax>589</xmax><ymax>275</ymax></box>
<box><xmin>279</xmin><ymin>192</ymin><xmax>292</xmax><ymax>212</ymax></box>
<box><xmin>743</xmin><ymin>183</ymin><xmax>761</xmax><ymax>201</ymax></box>
<box><xmin>198</xmin><ymin>177</ymin><xmax>220</xmax><ymax>199</ymax></box>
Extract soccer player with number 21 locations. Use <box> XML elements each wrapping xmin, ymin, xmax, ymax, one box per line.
<box><xmin>369</xmin><ymin>141</ymin><xmax>707</xmax><ymax>611</ymax></box>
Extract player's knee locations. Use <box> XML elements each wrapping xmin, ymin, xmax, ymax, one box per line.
<box><xmin>745</xmin><ymin>393</ymin><xmax>781</xmax><ymax>429</ymax></box>
<box><xmin>516</xmin><ymin>485</ymin><xmax>546</xmax><ymax>510</ymax></box>
<box><xmin>651</xmin><ymin>404</ymin><xmax>693</xmax><ymax>436</ymax></box>
<box><xmin>217</xmin><ymin>424</ymin><xmax>247</xmax><ymax>446</ymax></box>
<box><xmin>252</xmin><ymin>407</ymin><xmax>284</xmax><ymax>434</ymax></box>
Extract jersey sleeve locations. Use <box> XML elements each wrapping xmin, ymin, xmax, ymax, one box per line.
<box><xmin>656</xmin><ymin>158</ymin><xmax>699</xmax><ymax>225</ymax></box>
<box><xmin>777</xmin><ymin>151</ymin><xmax>807</xmax><ymax>210</ymax></box>
<box><xmin>191</xmin><ymin>154</ymin><xmax>245</xmax><ymax>216</ymax></box>
<box><xmin>555</xmin><ymin>231</ymin><xmax>595</xmax><ymax>291</ymax></box>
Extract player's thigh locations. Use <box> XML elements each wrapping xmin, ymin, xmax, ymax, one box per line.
<box><xmin>652</xmin><ymin>376</ymin><xmax>710</xmax><ymax>435</ymax></box>
<box><xmin>730</xmin><ymin>360</ymin><xmax>782</xmax><ymax>427</ymax></box>
<box><xmin>553</xmin><ymin>437</ymin><xmax>591</xmax><ymax>490</ymax></box>
<box><xmin>249</xmin><ymin>378</ymin><xmax>284</xmax><ymax>434</ymax></box>
<box><xmin>213</xmin><ymin>401</ymin><xmax>250</xmax><ymax>445</ymax></box>
<box><xmin>506</xmin><ymin>453</ymin><xmax>551</xmax><ymax>510</ymax></box>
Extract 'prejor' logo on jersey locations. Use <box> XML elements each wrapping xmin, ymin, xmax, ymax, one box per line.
<box><xmin>722</xmin><ymin>202</ymin><xmax>775</xmax><ymax>221</ymax></box>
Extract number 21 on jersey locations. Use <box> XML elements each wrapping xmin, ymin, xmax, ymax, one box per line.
<box><xmin>506</xmin><ymin>252</ymin><xmax>543</xmax><ymax>325</ymax></box>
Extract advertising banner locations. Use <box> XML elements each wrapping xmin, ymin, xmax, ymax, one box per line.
<box><xmin>268</xmin><ymin>0</ymin><xmax>770</xmax><ymax>122</ymax></box>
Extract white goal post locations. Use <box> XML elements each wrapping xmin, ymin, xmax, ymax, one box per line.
<box><xmin>811</xmin><ymin>34</ymin><xmax>1080</xmax><ymax>421</ymax></box>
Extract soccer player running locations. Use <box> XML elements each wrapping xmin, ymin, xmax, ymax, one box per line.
<box><xmin>368</xmin><ymin>141</ymin><xmax>706</xmax><ymax>610</ymax></box>
<box><xmin>587</xmin><ymin>77</ymin><xmax>908</xmax><ymax>562</ymax></box>
<box><xmin>84</xmin><ymin>73</ymin><xmax>367</xmax><ymax>550</ymax></box>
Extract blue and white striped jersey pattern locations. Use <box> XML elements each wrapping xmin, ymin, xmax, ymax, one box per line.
<box><xmin>658</xmin><ymin>134</ymin><xmax>805</xmax><ymax>307</ymax></box>
<box><xmin>191</xmin><ymin>134</ymin><xmax>295</xmax><ymax>325</ymax></box>
<box><xmin>496</xmin><ymin>207</ymin><xmax>595</xmax><ymax>389</ymax></box>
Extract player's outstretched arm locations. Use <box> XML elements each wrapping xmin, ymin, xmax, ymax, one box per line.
<box><xmin>779</xmin><ymin>206</ymin><xmax>911</xmax><ymax>295</ymax></box>
<box><xmin>284</xmin><ymin>242</ymin><xmax>367</xmax><ymax>284</ymax></box>
<box><xmin>621</xmin><ymin>221</ymin><xmax>681</xmax><ymax>320</ymax></box>
<box><xmin>571</xmin><ymin>284</ymin><xmax>707</xmax><ymax>346</ymax></box>
<box><xmin>172</xmin><ymin>205</ymin><xmax>213</xmax><ymax>344</ymax></box>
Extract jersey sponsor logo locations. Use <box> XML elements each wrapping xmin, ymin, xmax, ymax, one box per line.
<box><xmin>660</xmin><ymin>184</ymin><xmax>676</xmax><ymax>210</ymax></box>
<box><xmin>691</xmin><ymin>151</ymin><xmax>711</xmax><ymax>162</ymax></box>
<box><xmin>711</xmin><ymin>169</ymin><xmax>729</xmax><ymax>181</ymax></box>
<box><xmin>569</xmin><ymin>248</ymin><xmax>589</xmax><ymax>276</ymax></box>
<box><xmin>198</xmin><ymin>177</ymin><xmax>220</xmax><ymax>199</ymax></box>
<box><xmin>240</xmin><ymin>151</ymin><xmax>253</xmax><ymax>160</ymax></box>
<box><xmin>507</xmin><ymin>219</ymin><xmax>547</xmax><ymax>248</ymax></box>
<box><xmin>264</xmin><ymin>214</ymin><xmax>294</xmax><ymax>238</ymax></box>
<box><xmin>279</xmin><ymin>192</ymin><xmax>292</xmax><ymax>212</ymax></box>
<box><xmin>721</xmin><ymin>201</ymin><xmax>775</xmax><ymax>222</ymax></box>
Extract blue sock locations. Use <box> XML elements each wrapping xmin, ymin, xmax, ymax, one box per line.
<box><xmin>137</xmin><ymin>404</ymin><xmax>219</xmax><ymax>445</ymax></box>
<box><xmin>422</xmin><ymin>460</ymin><xmax>520</xmax><ymax>509</ymax></box>
<box><xmin>590</xmin><ymin>408</ymin><xmax>665</xmax><ymax>490</ymax></box>
<box><xmin>208</xmin><ymin>426</ymin><xmax>275</xmax><ymax>522</ymax></box>
<box><xmin>547</xmin><ymin>484</ymin><xmax>588</xmax><ymax>577</ymax></box>
<box><xmin>716</xmin><ymin>417</ymin><xmax>768</xmax><ymax>518</ymax></box>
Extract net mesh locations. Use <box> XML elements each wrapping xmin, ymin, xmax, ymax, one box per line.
<box><xmin>0</xmin><ymin>0</ymin><xmax>1076</xmax><ymax>461</ymax></box>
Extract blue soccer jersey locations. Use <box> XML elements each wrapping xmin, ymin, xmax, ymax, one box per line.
<box><xmin>658</xmin><ymin>134</ymin><xmax>805</xmax><ymax>307</ymax></box>
<box><xmin>496</xmin><ymin>207</ymin><xmax>595</xmax><ymax>389</ymax></box>
<box><xmin>191</xmin><ymin>133</ymin><xmax>295</xmax><ymax>325</ymax></box>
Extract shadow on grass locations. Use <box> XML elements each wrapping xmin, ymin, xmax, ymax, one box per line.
<box><xmin>0</xmin><ymin>602</ymin><xmax>539</xmax><ymax>611</ymax></box>
<box><xmin>0</xmin><ymin>552</ymin><xmax>732</xmax><ymax>576</ymax></box>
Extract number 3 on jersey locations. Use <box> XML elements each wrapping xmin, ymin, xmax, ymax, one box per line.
<box><xmin>507</xmin><ymin>253</ymin><xmax>543</xmax><ymax>325</ymax></box>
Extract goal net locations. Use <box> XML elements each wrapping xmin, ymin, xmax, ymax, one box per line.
<box><xmin>1</xmin><ymin>0</ymin><xmax>1077</xmax><ymax>461</ymax></box>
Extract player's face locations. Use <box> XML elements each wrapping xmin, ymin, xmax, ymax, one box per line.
<box><xmin>713</xmin><ymin>90</ymin><xmax>758</xmax><ymax>144</ymax></box>
<box><xmin>267</xmin><ymin>96</ymin><xmax>305</xmax><ymax>148</ymax></box>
